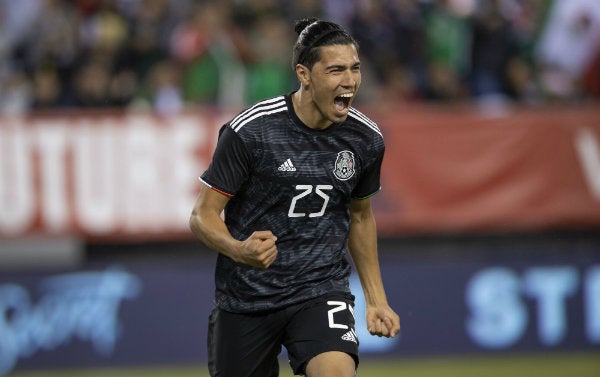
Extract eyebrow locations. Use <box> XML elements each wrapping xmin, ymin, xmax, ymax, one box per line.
<box><xmin>326</xmin><ymin>62</ymin><xmax>361</xmax><ymax>71</ymax></box>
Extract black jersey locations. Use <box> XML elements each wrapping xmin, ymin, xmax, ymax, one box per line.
<box><xmin>201</xmin><ymin>92</ymin><xmax>385</xmax><ymax>313</ymax></box>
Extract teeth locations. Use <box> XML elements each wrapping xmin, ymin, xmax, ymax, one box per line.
<box><xmin>338</xmin><ymin>93</ymin><xmax>353</xmax><ymax>98</ymax></box>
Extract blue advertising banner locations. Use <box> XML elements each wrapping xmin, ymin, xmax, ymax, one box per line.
<box><xmin>0</xmin><ymin>258</ymin><xmax>215</xmax><ymax>375</ymax></box>
<box><xmin>377</xmin><ymin>245</ymin><xmax>600</xmax><ymax>356</ymax></box>
<box><xmin>1</xmin><ymin>235</ymin><xmax>599</xmax><ymax>375</ymax></box>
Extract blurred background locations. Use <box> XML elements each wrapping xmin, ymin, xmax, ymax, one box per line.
<box><xmin>0</xmin><ymin>0</ymin><xmax>599</xmax><ymax>376</ymax></box>
<box><xmin>0</xmin><ymin>0</ymin><xmax>599</xmax><ymax>112</ymax></box>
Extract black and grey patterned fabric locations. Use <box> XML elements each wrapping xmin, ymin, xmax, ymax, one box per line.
<box><xmin>201</xmin><ymin>92</ymin><xmax>385</xmax><ymax>313</ymax></box>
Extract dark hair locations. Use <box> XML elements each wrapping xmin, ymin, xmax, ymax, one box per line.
<box><xmin>292</xmin><ymin>17</ymin><xmax>358</xmax><ymax>69</ymax></box>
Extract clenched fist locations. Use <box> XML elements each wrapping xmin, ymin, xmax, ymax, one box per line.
<box><xmin>235</xmin><ymin>230</ymin><xmax>278</xmax><ymax>268</ymax></box>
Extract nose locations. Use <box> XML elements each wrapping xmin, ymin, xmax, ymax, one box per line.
<box><xmin>341</xmin><ymin>69</ymin><xmax>359</xmax><ymax>88</ymax></box>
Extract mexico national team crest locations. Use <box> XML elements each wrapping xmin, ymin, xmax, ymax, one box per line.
<box><xmin>333</xmin><ymin>150</ymin><xmax>355</xmax><ymax>181</ymax></box>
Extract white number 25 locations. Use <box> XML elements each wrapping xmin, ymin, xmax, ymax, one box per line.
<box><xmin>288</xmin><ymin>184</ymin><xmax>333</xmax><ymax>218</ymax></box>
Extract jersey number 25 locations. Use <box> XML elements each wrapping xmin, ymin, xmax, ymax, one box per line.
<box><xmin>288</xmin><ymin>184</ymin><xmax>333</xmax><ymax>218</ymax></box>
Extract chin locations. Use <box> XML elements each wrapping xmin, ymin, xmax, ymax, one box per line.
<box><xmin>333</xmin><ymin>112</ymin><xmax>349</xmax><ymax>123</ymax></box>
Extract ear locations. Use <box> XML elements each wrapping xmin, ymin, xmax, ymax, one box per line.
<box><xmin>295</xmin><ymin>64</ymin><xmax>311</xmax><ymax>86</ymax></box>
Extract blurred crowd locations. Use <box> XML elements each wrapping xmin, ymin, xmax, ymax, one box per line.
<box><xmin>0</xmin><ymin>0</ymin><xmax>599</xmax><ymax>115</ymax></box>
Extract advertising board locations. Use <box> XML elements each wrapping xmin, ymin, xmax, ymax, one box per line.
<box><xmin>1</xmin><ymin>236</ymin><xmax>598</xmax><ymax>375</ymax></box>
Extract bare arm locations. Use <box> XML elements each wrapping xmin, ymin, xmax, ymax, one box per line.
<box><xmin>189</xmin><ymin>184</ymin><xmax>278</xmax><ymax>269</ymax></box>
<box><xmin>348</xmin><ymin>197</ymin><xmax>400</xmax><ymax>337</ymax></box>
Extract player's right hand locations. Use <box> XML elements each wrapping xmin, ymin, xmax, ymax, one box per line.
<box><xmin>236</xmin><ymin>230</ymin><xmax>278</xmax><ymax>269</ymax></box>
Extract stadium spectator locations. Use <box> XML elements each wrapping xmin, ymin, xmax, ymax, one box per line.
<box><xmin>244</xmin><ymin>14</ymin><xmax>296</xmax><ymax>104</ymax></box>
<box><xmin>71</xmin><ymin>59</ymin><xmax>112</xmax><ymax>108</ymax></box>
<box><xmin>469</xmin><ymin>0</ymin><xmax>518</xmax><ymax>99</ymax></box>
<box><xmin>123</xmin><ymin>0</ymin><xmax>177</xmax><ymax>82</ymax></box>
<box><xmin>134</xmin><ymin>58</ymin><xmax>184</xmax><ymax>115</ymax></box>
<box><xmin>30</xmin><ymin>66</ymin><xmax>66</xmax><ymax>109</ymax></box>
<box><xmin>349</xmin><ymin>1</ymin><xmax>399</xmax><ymax>82</ymax></box>
<box><xmin>24</xmin><ymin>0</ymin><xmax>79</xmax><ymax>90</ymax></box>
<box><xmin>170</xmin><ymin>1</ymin><xmax>249</xmax><ymax>107</ymax></box>
<box><xmin>422</xmin><ymin>0</ymin><xmax>471</xmax><ymax>101</ymax></box>
<box><xmin>0</xmin><ymin>68</ymin><xmax>30</xmax><ymax>115</ymax></box>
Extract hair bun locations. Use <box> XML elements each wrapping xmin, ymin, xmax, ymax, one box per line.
<box><xmin>294</xmin><ymin>17</ymin><xmax>319</xmax><ymax>35</ymax></box>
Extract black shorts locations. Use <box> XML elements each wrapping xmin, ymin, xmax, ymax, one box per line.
<box><xmin>207</xmin><ymin>293</ymin><xmax>359</xmax><ymax>377</ymax></box>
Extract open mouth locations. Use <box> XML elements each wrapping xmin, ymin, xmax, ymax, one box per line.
<box><xmin>334</xmin><ymin>93</ymin><xmax>353</xmax><ymax>113</ymax></box>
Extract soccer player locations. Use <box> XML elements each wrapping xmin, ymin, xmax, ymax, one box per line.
<box><xmin>189</xmin><ymin>17</ymin><xmax>400</xmax><ymax>377</ymax></box>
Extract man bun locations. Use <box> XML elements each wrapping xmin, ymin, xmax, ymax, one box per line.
<box><xmin>294</xmin><ymin>17</ymin><xmax>319</xmax><ymax>36</ymax></box>
<box><xmin>291</xmin><ymin>17</ymin><xmax>357</xmax><ymax>69</ymax></box>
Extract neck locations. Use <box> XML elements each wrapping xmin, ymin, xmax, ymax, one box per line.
<box><xmin>292</xmin><ymin>90</ymin><xmax>332</xmax><ymax>130</ymax></box>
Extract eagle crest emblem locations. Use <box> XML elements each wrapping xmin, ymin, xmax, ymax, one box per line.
<box><xmin>333</xmin><ymin>150</ymin><xmax>355</xmax><ymax>180</ymax></box>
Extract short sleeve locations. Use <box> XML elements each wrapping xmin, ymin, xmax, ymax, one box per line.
<box><xmin>351</xmin><ymin>144</ymin><xmax>385</xmax><ymax>199</ymax></box>
<box><xmin>200</xmin><ymin>125</ymin><xmax>252</xmax><ymax>197</ymax></box>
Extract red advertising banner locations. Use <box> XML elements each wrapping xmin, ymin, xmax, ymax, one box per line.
<box><xmin>372</xmin><ymin>104</ymin><xmax>600</xmax><ymax>235</ymax></box>
<box><xmin>1</xmin><ymin>105</ymin><xmax>599</xmax><ymax>239</ymax></box>
<box><xmin>0</xmin><ymin>110</ymin><xmax>229</xmax><ymax>240</ymax></box>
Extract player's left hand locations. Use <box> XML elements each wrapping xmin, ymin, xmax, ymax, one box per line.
<box><xmin>366</xmin><ymin>305</ymin><xmax>400</xmax><ymax>338</ymax></box>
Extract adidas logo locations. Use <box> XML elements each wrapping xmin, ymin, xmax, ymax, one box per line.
<box><xmin>278</xmin><ymin>158</ymin><xmax>296</xmax><ymax>172</ymax></box>
<box><xmin>341</xmin><ymin>329</ymin><xmax>357</xmax><ymax>344</ymax></box>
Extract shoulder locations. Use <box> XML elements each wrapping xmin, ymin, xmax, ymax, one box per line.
<box><xmin>345</xmin><ymin>107</ymin><xmax>384</xmax><ymax>152</ymax></box>
<box><xmin>346</xmin><ymin>107</ymin><xmax>383</xmax><ymax>139</ymax></box>
<box><xmin>228</xmin><ymin>95</ymin><xmax>289</xmax><ymax>134</ymax></box>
